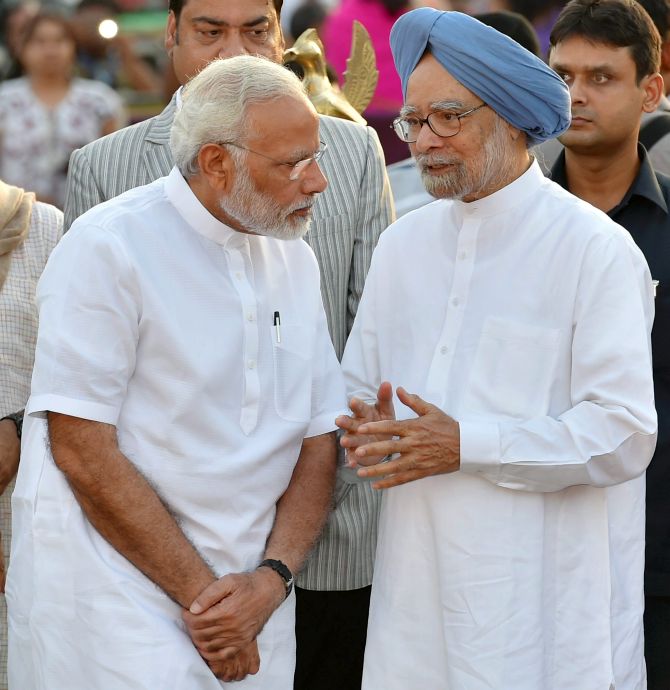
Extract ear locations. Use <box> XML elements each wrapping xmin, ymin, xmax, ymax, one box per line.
<box><xmin>165</xmin><ymin>10</ymin><xmax>177</xmax><ymax>56</ymax></box>
<box><xmin>197</xmin><ymin>143</ymin><xmax>235</xmax><ymax>193</ymax></box>
<box><xmin>641</xmin><ymin>72</ymin><xmax>664</xmax><ymax>114</ymax></box>
<box><xmin>503</xmin><ymin>119</ymin><xmax>523</xmax><ymax>143</ymax></box>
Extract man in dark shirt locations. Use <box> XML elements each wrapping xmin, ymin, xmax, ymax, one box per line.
<box><xmin>547</xmin><ymin>2</ymin><xmax>670</xmax><ymax>687</ymax></box>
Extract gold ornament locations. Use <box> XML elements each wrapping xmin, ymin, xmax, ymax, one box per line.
<box><xmin>283</xmin><ymin>21</ymin><xmax>379</xmax><ymax>125</ymax></box>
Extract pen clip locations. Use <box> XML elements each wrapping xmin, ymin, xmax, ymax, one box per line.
<box><xmin>273</xmin><ymin>311</ymin><xmax>281</xmax><ymax>344</ymax></box>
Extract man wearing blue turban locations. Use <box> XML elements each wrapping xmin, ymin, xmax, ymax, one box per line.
<box><xmin>336</xmin><ymin>8</ymin><xmax>657</xmax><ymax>690</ymax></box>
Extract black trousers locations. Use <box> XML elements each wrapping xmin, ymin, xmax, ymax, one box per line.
<box><xmin>645</xmin><ymin>595</ymin><xmax>670</xmax><ymax>689</ymax></box>
<box><xmin>294</xmin><ymin>585</ymin><xmax>371</xmax><ymax>690</ymax></box>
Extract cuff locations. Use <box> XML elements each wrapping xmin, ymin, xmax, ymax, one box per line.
<box><xmin>458</xmin><ymin>420</ymin><xmax>502</xmax><ymax>475</ymax></box>
<box><xmin>305</xmin><ymin>407</ymin><xmax>349</xmax><ymax>439</ymax></box>
<box><xmin>26</xmin><ymin>394</ymin><xmax>120</xmax><ymax>425</ymax></box>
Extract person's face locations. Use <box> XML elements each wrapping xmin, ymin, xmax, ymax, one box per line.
<box><xmin>404</xmin><ymin>53</ymin><xmax>516</xmax><ymax>201</ymax></box>
<box><xmin>21</xmin><ymin>19</ymin><xmax>76</xmax><ymax>78</ymax></box>
<box><xmin>550</xmin><ymin>36</ymin><xmax>661</xmax><ymax>154</ymax></box>
<box><xmin>166</xmin><ymin>0</ymin><xmax>285</xmax><ymax>85</ymax></box>
<box><xmin>219</xmin><ymin>96</ymin><xmax>328</xmax><ymax>239</ymax></box>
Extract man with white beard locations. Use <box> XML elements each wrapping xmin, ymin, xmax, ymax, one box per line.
<box><xmin>337</xmin><ymin>9</ymin><xmax>658</xmax><ymax>690</ymax></box>
<box><xmin>6</xmin><ymin>55</ymin><xmax>346</xmax><ymax>690</ymax></box>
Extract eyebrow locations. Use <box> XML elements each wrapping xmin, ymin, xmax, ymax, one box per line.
<box><xmin>551</xmin><ymin>62</ymin><xmax>614</xmax><ymax>73</ymax></box>
<box><xmin>190</xmin><ymin>15</ymin><xmax>271</xmax><ymax>28</ymax></box>
<box><xmin>400</xmin><ymin>100</ymin><xmax>466</xmax><ymax>117</ymax></box>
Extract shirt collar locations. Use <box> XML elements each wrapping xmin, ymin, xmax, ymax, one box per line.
<box><xmin>452</xmin><ymin>158</ymin><xmax>545</xmax><ymax>221</ymax></box>
<box><xmin>549</xmin><ymin>144</ymin><xmax>668</xmax><ymax>216</ymax></box>
<box><xmin>164</xmin><ymin>167</ymin><xmax>249</xmax><ymax>248</ymax></box>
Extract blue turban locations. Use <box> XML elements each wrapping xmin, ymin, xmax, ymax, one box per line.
<box><xmin>390</xmin><ymin>9</ymin><xmax>570</xmax><ymax>145</ymax></box>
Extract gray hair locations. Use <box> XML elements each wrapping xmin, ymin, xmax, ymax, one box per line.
<box><xmin>170</xmin><ymin>55</ymin><xmax>312</xmax><ymax>178</ymax></box>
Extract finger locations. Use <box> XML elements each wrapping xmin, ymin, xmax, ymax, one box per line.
<box><xmin>396</xmin><ymin>387</ymin><xmax>435</xmax><ymax>416</ymax></box>
<box><xmin>339</xmin><ymin>432</ymin><xmax>374</xmax><ymax>449</ymax></box>
<box><xmin>357</xmin><ymin>419</ymin><xmax>409</xmax><ymax>437</ymax></box>
<box><xmin>200</xmin><ymin>644</ymin><xmax>240</xmax><ymax>661</ymax></box>
<box><xmin>348</xmin><ymin>397</ymin><xmax>376</xmax><ymax>419</ymax></box>
<box><xmin>371</xmin><ymin>468</ymin><xmax>431</xmax><ymax>490</ymax></box>
<box><xmin>190</xmin><ymin>575</ymin><xmax>237</xmax><ymax>614</ymax></box>
<box><xmin>354</xmin><ymin>438</ymin><xmax>406</xmax><ymax>459</ymax></box>
<box><xmin>376</xmin><ymin>381</ymin><xmax>396</xmax><ymax>418</ymax></box>
<box><xmin>357</xmin><ymin>455</ymin><xmax>411</xmax><ymax>479</ymax></box>
<box><xmin>335</xmin><ymin>414</ymin><xmax>357</xmax><ymax>432</ymax></box>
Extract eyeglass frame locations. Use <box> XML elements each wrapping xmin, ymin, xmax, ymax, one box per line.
<box><xmin>391</xmin><ymin>103</ymin><xmax>488</xmax><ymax>143</ymax></box>
<box><xmin>217</xmin><ymin>140</ymin><xmax>328</xmax><ymax>181</ymax></box>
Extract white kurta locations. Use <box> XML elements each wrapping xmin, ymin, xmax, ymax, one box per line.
<box><xmin>342</xmin><ymin>162</ymin><xmax>657</xmax><ymax>690</ymax></box>
<box><xmin>7</xmin><ymin>168</ymin><xmax>346</xmax><ymax>690</ymax></box>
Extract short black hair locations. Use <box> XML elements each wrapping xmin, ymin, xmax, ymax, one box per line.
<box><xmin>168</xmin><ymin>0</ymin><xmax>284</xmax><ymax>21</ymax></box>
<box><xmin>475</xmin><ymin>11</ymin><xmax>541</xmax><ymax>56</ymax></box>
<box><xmin>550</xmin><ymin>0</ymin><xmax>661</xmax><ymax>82</ymax></box>
<box><xmin>635</xmin><ymin>0</ymin><xmax>670</xmax><ymax>39</ymax></box>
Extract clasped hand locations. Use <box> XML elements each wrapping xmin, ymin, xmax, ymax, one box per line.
<box><xmin>335</xmin><ymin>382</ymin><xmax>461</xmax><ymax>489</ymax></box>
<box><xmin>182</xmin><ymin>568</ymin><xmax>285</xmax><ymax>682</ymax></box>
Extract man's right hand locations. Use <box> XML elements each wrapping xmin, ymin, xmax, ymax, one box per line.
<box><xmin>206</xmin><ymin>639</ymin><xmax>260</xmax><ymax>682</ymax></box>
<box><xmin>335</xmin><ymin>381</ymin><xmax>396</xmax><ymax>466</ymax></box>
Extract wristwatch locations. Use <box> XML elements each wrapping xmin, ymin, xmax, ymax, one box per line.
<box><xmin>257</xmin><ymin>558</ymin><xmax>294</xmax><ymax>599</ymax></box>
<box><xmin>1</xmin><ymin>410</ymin><xmax>23</xmax><ymax>440</ymax></box>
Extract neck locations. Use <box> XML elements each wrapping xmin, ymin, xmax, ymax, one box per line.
<box><xmin>29</xmin><ymin>73</ymin><xmax>71</xmax><ymax>107</ymax></box>
<box><xmin>563</xmin><ymin>139</ymin><xmax>639</xmax><ymax>213</ymax></box>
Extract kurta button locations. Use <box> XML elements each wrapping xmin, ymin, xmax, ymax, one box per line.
<box><xmin>440</xmin><ymin>346</ymin><xmax>448</xmax><ymax>355</ymax></box>
<box><xmin>248</xmin><ymin>359</ymin><xmax>256</xmax><ymax>369</ymax></box>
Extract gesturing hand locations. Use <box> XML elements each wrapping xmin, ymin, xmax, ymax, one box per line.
<box><xmin>335</xmin><ymin>381</ymin><xmax>396</xmax><ymax>466</ymax></box>
<box><xmin>351</xmin><ymin>386</ymin><xmax>461</xmax><ymax>489</ymax></box>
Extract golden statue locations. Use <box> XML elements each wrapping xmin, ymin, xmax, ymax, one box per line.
<box><xmin>283</xmin><ymin>21</ymin><xmax>379</xmax><ymax>125</ymax></box>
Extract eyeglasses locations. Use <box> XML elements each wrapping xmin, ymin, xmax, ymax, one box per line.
<box><xmin>391</xmin><ymin>104</ymin><xmax>488</xmax><ymax>143</ymax></box>
<box><xmin>219</xmin><ymin>140</ymin><xmax>328</xmax><ymax>181</ymax></box>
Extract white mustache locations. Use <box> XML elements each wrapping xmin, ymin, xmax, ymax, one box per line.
<box><xmin>286</xmin><ymin>198</ymin><xmax>315</xmax><ymax>214</ymax></box>
<box><xmin>415</xmin><ymin>154</ymin><xmax>461</xmax><ymax>169</ymax></box>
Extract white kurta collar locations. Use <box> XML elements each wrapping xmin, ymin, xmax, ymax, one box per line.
<box><xmin>453</xmin><ymin>159</ymin><xmax>544</xmax><ymax>221</ymax></box>
<box><xmin>164</xmin><ymin>167</ymin><xmax>248</xmax><ymax>249</ymax></box>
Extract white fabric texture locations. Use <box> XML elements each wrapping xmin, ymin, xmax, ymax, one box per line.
<box><xmin>342</xmin><ymin>161</ymin><xmax>657</xmax><ymax>690</ymax></box>
<box><xmin>0</xmin><ymin>200</ymin><xmax>62</xmax><ymax>690</ymax></box>
<box><xmin>6</xmin><ymin>168</ymin><xmax>346</xmax><ymax>690</ymax></box>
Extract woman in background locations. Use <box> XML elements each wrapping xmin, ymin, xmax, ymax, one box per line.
<box><xmin>0</xmin><ymin>12</ymin><xmax>124</xmax><ymax>209</ymax></box>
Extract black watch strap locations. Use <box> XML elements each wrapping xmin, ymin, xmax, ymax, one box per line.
<box><xmin>257</xmin><ymin>558</ymin><xmax>294</xmax><ymax>599</ymax></box>
<box><xmin>1</xmin><ymin>410</ymin><xmax>23</xmax><ymax>440</ymax></box>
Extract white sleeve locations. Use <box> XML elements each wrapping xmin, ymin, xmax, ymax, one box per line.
<box><xmin>305</xmin><ymin>295</ymin><xmax>348</xmax><ymax>438</ymax></box>
<box><xmin>27</xmin><ymin>224</ymin><xmax>140</xmax><ymax>425</ymax></box>
<box><xmin>459</xmin><ymin>232</ymin><xmax>657</xmax><ymax>492</ymax></box>
<box><xmin>341</xmin><ymin>247</ymin><xmax>384</xmax><ymax>406</ymax></box>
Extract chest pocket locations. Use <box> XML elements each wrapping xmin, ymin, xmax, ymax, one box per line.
<box><xmin>271</xmin><ymin>325</ymin><xmax>314</xmax><ymax>423</ymax></box>
<box><xmin>462</xmin><ymin>317</ymin><xmax>560</xmax><ymax>421</ymax></box>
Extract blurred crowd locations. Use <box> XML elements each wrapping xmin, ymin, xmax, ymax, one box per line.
<box><xmin>0</xmin><ymin>0</ymin><xmax>567</xmax><ymax>207</ymax></box>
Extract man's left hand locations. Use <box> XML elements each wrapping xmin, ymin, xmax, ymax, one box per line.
<box><xmin>183</xmin><ymin>569</ymin><xmax>285</xmax><ymax>660</ymax></box>
<box><xmin>206</xmin><ymin>640</ymin><xmax>260</xmax><ymax>682</ymax></box>
<box><xmin>352</xmin><ymin>387</ymin><xmax>461</xmax><ymax>489</ymax></box>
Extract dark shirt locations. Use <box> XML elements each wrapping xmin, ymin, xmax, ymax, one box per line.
<box><xmin>550</xmin><ymin>146</ymin><xmax>670</xmax><ymax>595</ymax></box>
